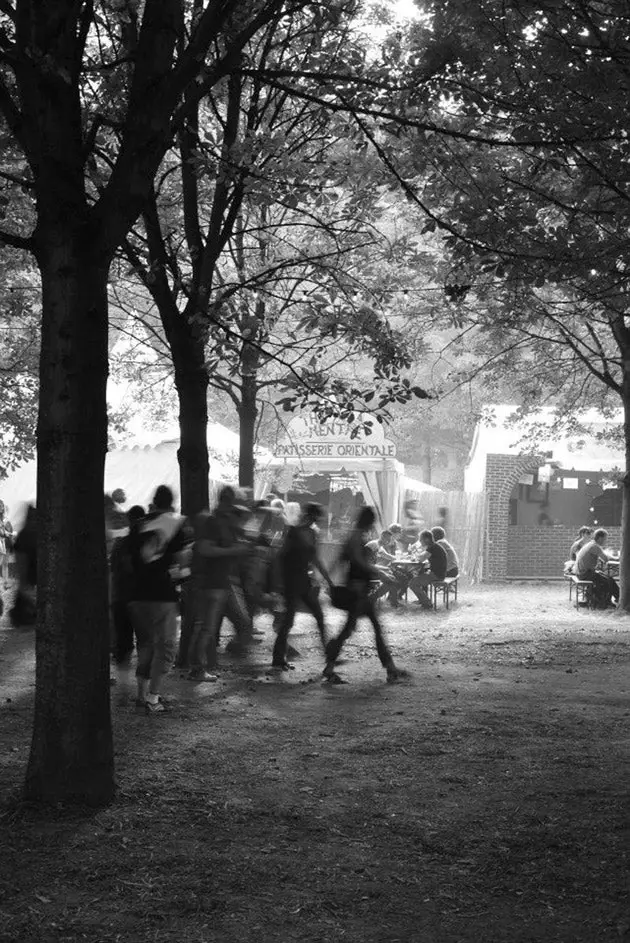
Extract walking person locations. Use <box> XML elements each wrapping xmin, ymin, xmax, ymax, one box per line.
<box><xmin>110</xmin><ymin>505</ymin><xmax>145</xmax><ymax>667</ymax></box>
<box><xmin>272</xmin><ymin>502</ymin><xmax>332</xmax><ymax>671</ymax></box>
<box><xmin>9</xmin><ymin>504</ymin><xmax>37</xmax><ymax>627</ymax></box>
<box><xmin>128</xmin><ymin>485</ymin><xmax>191</xmax><ymax>713</ymax></box>
<box><xmin>0</xmin><ymin>500</ymin><xmax>13</xmax><ymax>585</ymax></box>
<box><xmin>187</xmin><ymin>486</ymin><xmax>254</xmax><ymax>681</ymax></box>
<box><xmin>323</xmin><ymin>507</ymin><xmax>408</xmax><ymax>684</ymax></box>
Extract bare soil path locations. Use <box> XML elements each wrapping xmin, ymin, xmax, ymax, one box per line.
<box><xmin>1</xmin><ymin>582</ymin><xmax>630</xmax><ymax>942</ymax></box>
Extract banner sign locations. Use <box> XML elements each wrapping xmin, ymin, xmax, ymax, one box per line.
<box><xmin>274</xmin><ymin>414</ymin><xmax>396</xmax><ymax>460</ymax></box>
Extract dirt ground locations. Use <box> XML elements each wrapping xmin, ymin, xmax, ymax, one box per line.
<box><xmin>1</xmin><ymin>581</ymin><xmax>630</xmax><ymax>943</ymax></box>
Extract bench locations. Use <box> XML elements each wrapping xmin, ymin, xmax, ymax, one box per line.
<box><xmin>430</xmin><ymin>576</ymin><xmax>459</xmax><ymax>610</ymax></box>
<box><xmin>566</xmin><ymin>573</ymin><xmax>593</xmax><ymax>609</ymax></box>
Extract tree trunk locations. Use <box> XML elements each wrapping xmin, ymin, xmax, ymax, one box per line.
<box><xmin>24</xmin><ymin>237</ymin><xmax>114</xmax><ymax>806</ymax></box>
<box><xmin>175</xmin><ymin>363</ymin><xmax>210</xmax><ymax>517</ymax></box>
<box><xmin>619</xmin><ymin>376</ymin><xmax>630</xmax><ymax>612</ymax></box>
<box><xmin>238</xmin><ymin>373</ymin><xmax>258</xmax><ymax>489</ymax></box>
<box><xmin>172</xmin><ymin>333</ymin><xmax>210</xmax><ymax>668</ymax></box>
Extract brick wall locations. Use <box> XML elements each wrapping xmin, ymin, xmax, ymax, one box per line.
<box><xmin>486</xmin><ymin>453</ymin><xmax>542</xmax><ymax>579</ymax></box>
<box><xmin>506</xmin><ymin>526</ymin><xmax>622</xmax><ymax>578</ymax></box>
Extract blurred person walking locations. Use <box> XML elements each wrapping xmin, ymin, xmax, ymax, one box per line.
<box><xmin>110</xmin><ymin>505</ymin><xmax>145</xmax><ymax>667</ymax></box>
<box><xmin>324</xmin><ymin>507</ymin><xmax>408</xmax><ymax>684</ymax></box>
<box><xmin>187</xmin><ymin>486</ymin><xmax>254</xmax><ymax>681</ymax></box>
<box><xmin>272</xmin><ymin>502</ymin><xmax>332</xmax><ymax>671</ymax></box>
<box><xmin>128</xmin><ymin>486</ymin><xmax>192</xmax><ymax>713</ymax></box>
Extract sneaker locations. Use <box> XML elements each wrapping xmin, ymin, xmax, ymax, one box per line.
<box><xmin>323</xmin><ymin>663</ymin><xmax>347</xmax><ymax>684</ymax></box>
<box><xmin>187</xmin><ymin>670</ymin><xmax>218</xmax><ymax>682</ymax></box>
<box><xmin>145</xmin><ymin>699</ymin><xmax>168</xmax><ymax>714</ymax></box>
<box><xmin>386</xmin><ymin>667</ymin><xmax>412</xmax><ymax>683</ymax></box>
<box><xmin>271</xmin><ymin>661</ymin><xmax>295</xmax><ymax>672</ymax></box>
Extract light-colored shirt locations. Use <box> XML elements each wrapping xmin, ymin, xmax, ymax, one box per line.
<box><xmin>576</xmin><ymin>539</ymin><xmax>607</xmax><ymax>578</ymax></box>
<box><xmin>437</xmin><ymin>538</ymin><xmax>458</xmax><ymax>573</ymax></box>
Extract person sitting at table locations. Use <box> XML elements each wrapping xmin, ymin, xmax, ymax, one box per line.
<box><xmin>570</xmin><ymin>526</ymin><xmax>593</xmax><ymax>561</ymax></box>
<box><xmin>407</xmin><ymin>529</ymin><xmax>448</xmax><ymax>610</ymax></box>
<box><xmin>388</xmin><ymin>523</ymin><xmax>408</xmax><ymax>554</ymax></box>
<box><xmin>367</xmin><ymin>529</ymin><xmax>407</xmax><ymax>608</ymax></box>
<box><xmin>431</xmin><ymin>526</ymin><xmax>459</xmax><ymax>578</ymax></box>
<box><xmin>576</xmin><ymin>527</ymin><xmax>619</xmax><ymax>608</ymax></box>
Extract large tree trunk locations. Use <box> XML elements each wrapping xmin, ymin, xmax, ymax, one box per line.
<box><xmin>175</xmin><ymin>363</ymin><xmax>210</xmax><ymax>517</ymax></box>
<box><xmin>171</xmin><ymin>330</ymin><xmax>210</xmax><ymax>668</ymax></box>
<box><xmin>24</xmin><ymin>236</ymin><xmax>114</xmax><ymax>805</ymax></box>
<box><xmin>619</xmin><ymin>380</ymin><xmax>630</xmax><ymax>612</ymax></box>
<box><xmin>238</xmin><ymin>373</ymin><xmax>258</xmax><ymax>489</ymax></box>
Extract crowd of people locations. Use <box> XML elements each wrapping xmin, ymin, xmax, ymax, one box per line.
<box><xmin>103</xmin><ymin>485</ymin><xmax>465</xmax><ymax>711</ymax></box>
<box><xmin>0</xmin><ymin>483</ymin><xmax>464</xmax><ymax>710</ymax></box>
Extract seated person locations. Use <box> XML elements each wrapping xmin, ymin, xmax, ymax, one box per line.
<box><xmin>575</xmin><ymin>527</ymin><xmax>619</xmax><ymax>608</ymax></box>
<box><xmin>431</xmin><ymin>526</ymin><xmax>459</xmax><ymax>578</ymax></box>
<box><xmin>407</xmin><ymin>529</ymin><xmax>448</xmax><ymax>610</ymax></box>
<box><xmin>570</xmin><ymin>526</ymin><xmax>593</xmax><ymax>561</ymax></box>
<box><xmin>368</xmin><ymin>530</ymin><xmax>408</xmax><ymax>608</ymax></box>
<box><xmin>388</xmin><ymin>523</ymin><xmax>407</xmax><ymax>554</ymax></box>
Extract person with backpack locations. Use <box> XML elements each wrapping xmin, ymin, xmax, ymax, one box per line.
<box><xmin>272</xmin><ymin>502</ymin><xmax>332</xmax><ymax>671</ymax></box>
<box><xmin>323</xmin><ymin>506</ymin><xmax>408</xmax><ymax>684</ymax></box>
<box><xmin>128</xmin><ymin>485</ymin><xmax>192</xmax><ymax>713</ymax></box>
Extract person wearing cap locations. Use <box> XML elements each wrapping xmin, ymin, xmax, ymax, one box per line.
<box><xmin>272</xmin><ymin>502</ymin><xmax>332</xmax><ymax>671</ymax></box>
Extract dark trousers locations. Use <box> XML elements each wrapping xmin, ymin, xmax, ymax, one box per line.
<box><xmin>325</xmin><ymin>583</ymin><xmax>393</xmax><ymax>669</ymax></box>
<box><xmin>112</xmin><ymin>599</ymin><xmax>135</xmax><ymax>664</ymax></box>
<box><xmin>582</xmin><ymin>569</ymin><xmax>619</xmax><ymax>605</ymax></box>
<box><xmin>273</xmin><ymin>584</ymin><xmax>326</xmax><ymax>664</ymax></box>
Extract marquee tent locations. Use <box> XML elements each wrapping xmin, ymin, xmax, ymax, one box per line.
<box><xmin>0</xmin><ymin>421</ymin><xmax>273</xmax><ymax>526</ymax></box>
<box><xmin>265</xmin><ymin>414</ymin><xmax>439</xmax><ymax>526</ymax></box>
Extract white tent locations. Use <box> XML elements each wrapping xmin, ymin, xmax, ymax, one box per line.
<box><xmin>0</xmin><ymin>421</ymin><xmax>273</xmax><ymax>526</ymax></box>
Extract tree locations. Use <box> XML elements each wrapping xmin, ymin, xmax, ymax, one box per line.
<box><xmin>375</xmin><ymin>0</ymin><xmax>630</xmax><ymax>604</ymax></box>
<box><xmin>0</xmin><ymin>0</ymin><xmax>321</xmax><ymax>805</ymax></box>
<box><xmin>0</xmin><ymin>247</ymin><xmax>39</xmax><ymax>475</ymax></box>
<box><xmin>117</xmin><ymin>5</ymin><xmax>427</xmax><ymax>512</ymax></box>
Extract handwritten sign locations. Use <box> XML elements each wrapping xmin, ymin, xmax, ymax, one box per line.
<box><xmin>274</xmin><ymin>414</ymin><xmax>396</xmax><ymax>460</ymax></box>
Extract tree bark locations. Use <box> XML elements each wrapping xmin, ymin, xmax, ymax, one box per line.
<box><xmin>238</xmin><ymin>373</ymin><xmax>258</xmax><ymax>489</ymax></box>
<box><xmin>171</xmin><ymin>325</ymin><xmax>210</xmax><ymax>668</ymax></box>
<box><xmin>24</xmin><ymin>233</ymin><xmax>114</xmax><ymax>805</ymax></box>
<box><xmin>619</xmin><ymin>370</ymin><xmax>630</xmax><ymax>612</ymax></box>
<box><xmin>175</xmin><ymin>360</ymin><xmax>210</xmax><ymax>517</ymax></box>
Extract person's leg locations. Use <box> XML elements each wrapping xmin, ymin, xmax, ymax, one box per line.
<box><xmin>224</xmin><ymin>581</ymin><xmax>254</xmax><ymax>652</ymax></box>
<box><xmin>608</xmin><ymin>575</ymin><xmax>620</xmax><ymax>602</ymax></box>
<box><xmin>129</xmin><ymin>602</ymin><xmax>153</xmax><ymax>703</ymax></box>
<box><xmin>272</xmin><ymin>594</ymin><xmax>298</xmax><ymax>666</ymax></box>
<box><xmin>324</xmin><ymin>607</ymin><xmax>359</xmax><ymax>674</ymax></box>
<box><xmin>407</xmin><ymin>572</ymin><xmax>434</xmax><ymax>609</ymax></box>
<box><xmin>147</xmin><ymin>602</ymin><xmax>178</xmax><ymax>709</ymax></box>
<box><xmin>303</xmin><ymin>586</ymin><xmax>327</xmax><ymax>649</ymax></box>
<box><xmin>188</xmin><ymin>587</ymin><xmax>225</xmax><ymax>679</ymax></box>
<box><xmin>113</xmin><ymin>600</ymin><xmax>134</xmax><ymax>666</ymax></box>
<box><xmin>364</xmin><ymin>599</ymin><xmax>409</xmax><ymax>681</ymax></box>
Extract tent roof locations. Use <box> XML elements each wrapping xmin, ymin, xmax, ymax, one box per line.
<box><xmin>0</xmin><ymin>421</ymin><xmax>273</xmax><ymax>526</ymax></box>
